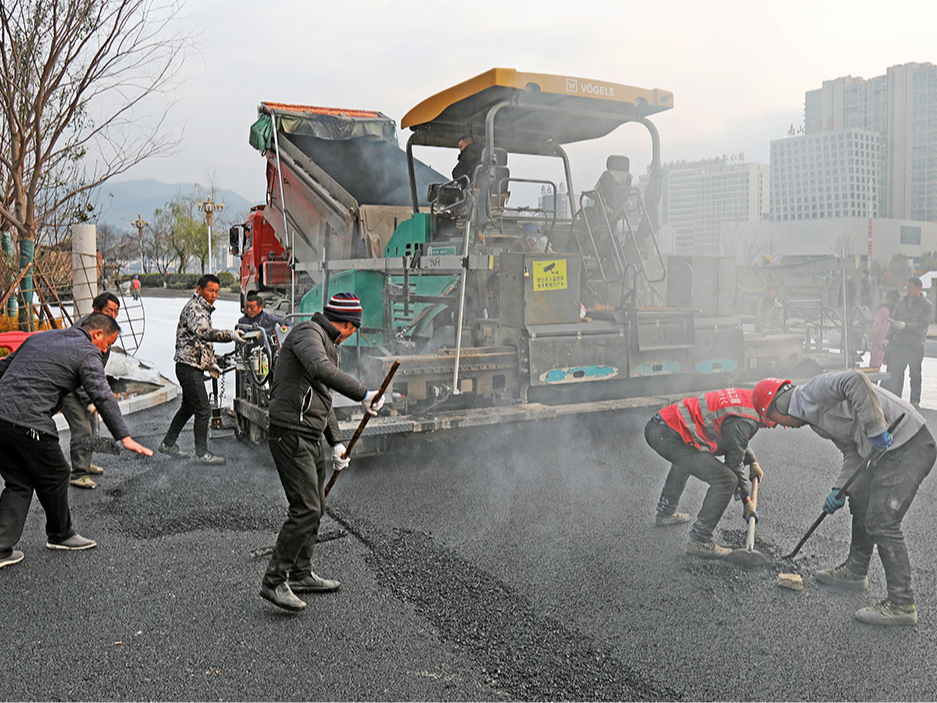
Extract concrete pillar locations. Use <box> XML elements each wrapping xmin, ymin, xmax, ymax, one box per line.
<box><xmin>72</xmin><ymin>223</ymin><xmax>97</xmax><ymax>319</ymax></box>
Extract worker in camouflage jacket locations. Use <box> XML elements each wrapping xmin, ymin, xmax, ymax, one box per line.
<box><xmin>158</xmin><ymin>274</ymin><xmax>245</xmax><ymax>464</ymax></box>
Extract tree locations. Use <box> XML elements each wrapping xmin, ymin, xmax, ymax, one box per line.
<box><xmin>0</xmin><ymin>0</ymin><xmax>192</xmax><ymax>327</ymax></box>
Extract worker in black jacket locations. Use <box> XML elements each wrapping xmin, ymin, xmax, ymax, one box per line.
<box><xmin>0</xmin><ymin>314</ymin><xmax>152</xmax><ymax>570</ymax></box>
<box><xmin>260</xmin><ymin>293</ymin><xmax>385</xmax><ymax>612</ymax></box>
<box><xmin>884</xmin><ymin>276</ymin><xmax>933</xmax><ymax>408</ymax></box>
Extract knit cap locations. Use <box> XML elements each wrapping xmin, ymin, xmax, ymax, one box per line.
<box><xmin>323</xmin><ymin>292</ymin><xmax>363</xmax><ymax>326</ymax></box>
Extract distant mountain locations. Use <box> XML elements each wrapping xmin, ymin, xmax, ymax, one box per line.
<box><xmin>92</xmin><ymin>179</ymin><xmax>257</xmax><ymax>232</ymax></box>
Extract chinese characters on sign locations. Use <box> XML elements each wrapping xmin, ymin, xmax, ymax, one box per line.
<box><xmin>532</xmin><ymin>260</ymin><xmax>568</xmax><ymax>292</ymax></box>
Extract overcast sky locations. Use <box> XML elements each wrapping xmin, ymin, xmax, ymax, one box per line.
<box><xmin>116</xmin><ymin>0</ymin><xmax>937</xmax><ymax>207</ymax></box>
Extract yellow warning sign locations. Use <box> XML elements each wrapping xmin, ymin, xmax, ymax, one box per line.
<box><xmin>532</xmin><ymin>259</ymin><xmax>568</xmax><ymax>291</ymax></box>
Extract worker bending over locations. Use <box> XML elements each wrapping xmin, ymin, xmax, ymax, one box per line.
<box><xmin>755</xmin><ymin>371</ymin><xmax>934</xmax><ymax>626</ymax></box>
<box><xmin>645</xmin><ymin>388</ymin><xmax>764</xmax><ymax>559</ymax></box>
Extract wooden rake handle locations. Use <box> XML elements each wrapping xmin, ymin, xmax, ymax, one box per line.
<box><xmin>324</xmin><ymin>359</ymin><xmax>400</xmax><ymax>497</ymax></box>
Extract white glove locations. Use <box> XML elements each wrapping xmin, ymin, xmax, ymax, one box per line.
<box><xmin>888</xmin><ymin>318</ymin><xmax>906</xmax><ymax>330</ymax></box>
<box><xmin>332</xmin><ymin>444</ymin><xmax>350</xmax><ymax>471</ymax></box>
<box><xmin>361</xmin><ymin>390</ymin><xmax>385</xmax><ymax>416</ymax></box>
<box><xmin>230</xmin><ymin>329</ymin><xmax>247</xmax><ymax>344</ymax></box>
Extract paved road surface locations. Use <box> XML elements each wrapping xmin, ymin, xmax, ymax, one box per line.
<box><xmin>3</xmin><ymin>294</ymin><xmax>937</xmax><ymax>700</ymax></box>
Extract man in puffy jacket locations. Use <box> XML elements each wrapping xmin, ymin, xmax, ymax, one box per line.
<box><xmin>645</xmin><ymin>388</ymin><xmax>764</xmax><ymax>559</ymax></box>
<box><xmin>755</xmin><ymin>371</ymin><xmax>934</xmax><ymax>626</ymax></box>
<box><xmin>259</xmin><ymin>292</ymin><xmax>385</xmax><ymax>612</ymax></box>
<box><xmin>0</xmin><ymin>314</ymin><xmax>152</xmax><ymax>570</ymax></box>
<box><xmin>158</xmin><ymin>274</ymin><xmax>246</xmax><ymax>465</ymax></box>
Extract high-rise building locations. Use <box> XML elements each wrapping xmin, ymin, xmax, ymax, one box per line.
<box><xmin>769</xmin><ymin>129</ymin><xmax>882</xmax><ymax>221</ymax></box>
<box><xmin>656</xmin><ymin>157</ymin><xmax>769</xmax><ymax>254</ymax></box>
<box><xmin>803</xmin><ymin>62</ymin><xmax>937</xmax><ymax>222</ymax></box>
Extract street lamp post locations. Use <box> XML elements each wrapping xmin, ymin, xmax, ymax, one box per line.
<box><xmin>199</xmin><ymin>196</ymin><xmax>224</xmax><ymax>274</ymax></box>
<box><xmin>132</xmin><ymin>214</ymin><xmax>148</xmax><ymax>273</ymax></box>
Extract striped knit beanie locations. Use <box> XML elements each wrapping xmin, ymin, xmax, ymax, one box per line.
<box><xmin>323</xmin><ymin>292</ymin><xmax>363</xmax><ymax>326</ymax></box>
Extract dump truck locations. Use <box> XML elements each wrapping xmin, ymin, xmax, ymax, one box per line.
<box><xmin>229</xmin><ymin>68</ymin><xmax>747</xmax><ymax>455</ymax></box>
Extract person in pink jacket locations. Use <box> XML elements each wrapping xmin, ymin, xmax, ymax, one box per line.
<box><xmin>870</xmin><ymin>289</ymin><xmax>900</xmax><ymax>368</ymax></box>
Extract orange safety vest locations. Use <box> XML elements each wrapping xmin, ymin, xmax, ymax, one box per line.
<box><xmin>659</xmin><ymin>388</ymin><xmax>761</xmax><ymax>453</ymax></box>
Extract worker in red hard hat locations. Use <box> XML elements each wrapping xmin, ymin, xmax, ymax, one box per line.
<box><xmin>755</xmin><ymin>371</ymin><xmax>934</xmax><ymax>626</ymax></box>
<box><xmin>645</xmin><ymin>388</ymin><xmax>765</xmax><ymax>560</ymax></box>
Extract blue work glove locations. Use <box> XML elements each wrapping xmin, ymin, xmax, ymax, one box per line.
<box><xmin>824</xmin><ymin>489</ymin><xmax>846</xmax><ymax>514</ymax></box>
<box><xmin>870</xmin><ymin>430</ymin><xmax>893</xmax><ymax>453</ymax></box>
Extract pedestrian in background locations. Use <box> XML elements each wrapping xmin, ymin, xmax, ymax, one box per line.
<box><xmin>131</xmin><ymin>275</ymin><xmax>141</xmax><ymax>301</ymax></box>
<box><xmin>0</xmin><ymin>314</ymin><xmax>152</xmax><ymax>570</ymax></box>
<box><xmin>884</xmin><ymin>277</ymin><xmax>933</xmax><ymax>408</ymax></box>
<box><xmin>260</xmin><ymin>292</ymin><xmax>386</xmax><ymax>612</ymax></box>
<box><xmin>860</xmin><ymin>269</ymin><xmax>874</xmax><ymax>310</ymax></box>
<box><xmin>645</xmin><ymin>388</ymin><xmax>764</xmax><ymax>559</ymax></box>
<box><xmin>158</xmin><ymin>274</ymin><xmax>246</xmax><ymax>465</ymax></box>
<box><xmin>869</xmin><ymin>289</ymin><xmax>900</xmax><ymax>369</ymax></box>
<box><xmin>64</xmin><ymin>292</ymin><xmax>121</xmax><ymax>489</ymax></box>
<box><xmin>754</xmin><ymin>372</ymin><xmax>933</xmax><ymax>626</ymax></box>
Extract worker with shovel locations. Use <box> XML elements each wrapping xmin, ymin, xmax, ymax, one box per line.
<box><xmin>645</xmin><ymin>388</ymin><xmax>764</xmax><ymax>559</ymax></box>
<box><xmin>754</xmin><ymin>371</ymin><xmax>934</xmax><ymax>626</ymax></box>
<box><xmin>259</xmin><ymin>293</ymin><xmax>386</xmax><ymax>613</ymax></box>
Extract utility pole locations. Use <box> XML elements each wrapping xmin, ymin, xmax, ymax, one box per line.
<box><xmin>132</xmin><ymin>214</ymin><xmax>148</xmax><ymax>273</ymax></box>
<box><xmin>199</xmin><ymin>196</ymin><xmax>224</xmax><ymax>274</ymax></box>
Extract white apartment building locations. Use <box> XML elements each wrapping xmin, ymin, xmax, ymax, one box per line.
<box><xmin>770</xmin><ymin>129</ymin><xmax>882</xmax><ymax>221</ymax></box>
<box><xmin>657</xmin><ymin>157</ymin><xmax>769</xmax><ymax>254</ymax></box>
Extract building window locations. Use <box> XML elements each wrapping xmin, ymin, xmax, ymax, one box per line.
<box><xmin>901</xmin><ymin>225</ymin><xmax>922</xmax><ymax>245</ymax></box>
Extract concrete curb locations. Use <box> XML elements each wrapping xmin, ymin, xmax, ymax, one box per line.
<box><xmin>54</xmin><ymin>374</ymin><xmax>180</xmax><ymax>433</ymax></box>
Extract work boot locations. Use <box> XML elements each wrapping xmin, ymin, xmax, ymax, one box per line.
<box><xmin>855</xmin><ymin>599</ymin><xmax>918</xmax><ymax>626</ymax></box>
<box><xmin>815</xmin><ymin>563</ymin><xmax>869</xmax><ymax>591</ymax></box>
<box><xmin>0</xmin><ymin>550</ymin><xmax>24</xmax><ymax>569</ymax></box>
<box><xmin>195</xmin><ymin>452</ymin><xmax>226</xmax><ymax>465</ymax></box>
<box><xmin>46</xmin><ymin>534</ymin><xmax>97</xmax><ymax>551</ymax></box>
<box><xmin>289</xmin><ymin>572</ymin><xmax>341</xmax><ymax>593</ymax></box>
<box><xmin>69</xmin><ymin>475</ymin><xmax>97</xmax><ymax>490</ymax></box>
<box><xmin>656</xmin><ymin>510</ymin><xmax>691</xmax><ymax>526</ymax></box>
<box><xmin>686</xmin><ymin>537</ymin><xmax>731</xmax><ymax>559</ymax></box>
<box><xmin>88</xmin><ymin>464</ymin><xmax>105</xmax><ymax>475</ymax></box>
<box><xmin>158</xmin><ymin>442</ymin><xmax>188</xmax><ymax>460</ymax></box>
<box><xmin>260</xmin><ymin>583</ymin><xmax>307</xmax><ymax>612</ymax></box>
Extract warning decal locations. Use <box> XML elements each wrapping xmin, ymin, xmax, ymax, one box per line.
<box><xmin>532</xmin><ymin>259</ymin><xmax>567</xmax><ymax>292</ymax></box>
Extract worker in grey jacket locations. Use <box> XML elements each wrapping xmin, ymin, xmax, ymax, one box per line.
<box><xmin>883</xmin><ymin>276</ymin><xmax>933</xmax><ymax>407</ymax></box>
<box><xmin>260</xmin><ymin>292</ymin><xmax>385</xmax><ymax>612</ymax></box>
<box><xmin>754</xmin><ymin>371</ymin><xmax>934</xmax><ymax>626</ymax></box>
<box><xmin>0</xmin><ymin>314</ymin><xmax>152</xmax><ymax>570</ymax></box>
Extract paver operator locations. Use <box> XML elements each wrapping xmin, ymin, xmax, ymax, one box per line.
<box><xmin>754</xmin><ymin>371</ymin><xmax>934</xmax><ymax>626</ymax></box>
<box><xmin>0</xmin><ymin>314</ymin><xmax>152</xmax><ymax>570</ymax></box>
<box><xmin>645</xmin><ymin>388</ymin><xmax>764</xmax><ymax>559</ymax></box>
<box><xmin>259</xmin><ymin>293</ymin><xmax>386</xmax><ymax>612</ymax></box>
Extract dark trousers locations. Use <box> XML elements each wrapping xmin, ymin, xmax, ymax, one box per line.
<box><xmin>844</xmin><ymin>426</ymin><xmax>935</xmax><ymax>605</ymax></box>
<box><xmin>62</xmin><ymin>392</ymin><xmax>94</xmax><ymax>478</ymax></box>
<box><xmin>645</xmin><ymin>415</ymin><xmax>738</xmax><ymax>542</ymax></box>
<box><xmin>885</xmin><ymin>343</ymin><xmax>924</xmax><ymax>405</ymax></box>
<box><xmin>0</xmin><ymin>420</ymin><xmax>76</xmax><ymax>557</ymax></box>
<box><xmin>163</xmin><ymin>362</ymin><xmax>210</xmax><ymax>456</ymax></box>
<box><xmin>263</xmin><ymin>425</ymin><xmax>327</xmax><ymax>588</ymax></box>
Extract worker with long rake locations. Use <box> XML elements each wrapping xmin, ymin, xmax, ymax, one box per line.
<box><xmin>259</xmin><ymin>292</ymin><xmax>386</xmax><ymax>613</ymax></box>
<box><xmin>754</xmin><ymin>371</ymin><xmax>934</xmax><ymax>626</ymax></box>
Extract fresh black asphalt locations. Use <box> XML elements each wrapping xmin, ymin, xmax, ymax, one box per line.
<box><xmin>2</xmin><ymin>399</ymin><xmax>936</xmax><ymax>701</ymax></box>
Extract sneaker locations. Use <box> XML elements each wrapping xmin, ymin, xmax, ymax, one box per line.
<box><xmin>289</xmin><ymin>572</ymin><xmax>341</xmax><ymax>593</ymax></box>
<box><xmin>195</xmin><ymin>453</ymin><xmax>226</xmax><ymax>465</ymax></box>
<box><xmin>686</xmin><ymin>537</ymin><xmax>731</xmax><ymax>559</ymax></box>
<box><xmin>158</xmin><ymin>442</ymin><xmax>188</xmax><ymax>460</ymax></box>
<box><xmin>656</xmin><ymin>511</ymin><xmax>692</xmax><ymax>526</ymax></box>
<box><xmin>0</xmin><ymin>550</ymin><xmax>24</xmax><ymax>569</ymax></box>
<box><xmin>855</xmin><ymin>599</ymin><xmax>918</xmax><ymax>626</ymax></box>
<box><xmin>260</xmin><ymin>583</ymin><xmax>307</xmax><ymax>612</ymax></box>
<box><xmin>88</xmin><ymin>464</ymin><xmax>105</xmax><ymax>475</ymax></box>
<box><xmin>69</xmin><ymin>475</ymin><xmax>97</xmax><ymax>490</ymax></box>
<box><xmin>46</xmin><ymin>534</ymin><xmax>97</xmax><ymax>551</ymax></box>
<box><xmin>815</xmin><ymin>563</ymin><xmax>869</xmax><ymax>591</ymax></box>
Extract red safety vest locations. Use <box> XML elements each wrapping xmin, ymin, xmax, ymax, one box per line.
<box><xmin>659</xmin><ymin>388</ymin><xmax>761</xmax><ymax>453</ymax></box>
